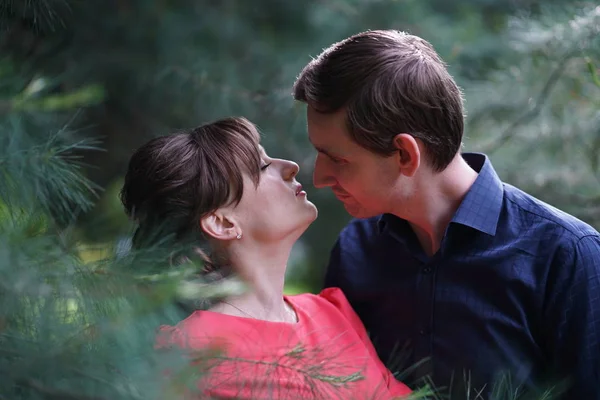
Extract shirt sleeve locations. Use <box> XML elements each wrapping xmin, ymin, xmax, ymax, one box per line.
<box><xmin>544</xmin><ymin>234</ymin><xmax>600</xmax><ymax>399</ymax></box>
<box><xmin>320</xmin><ymin>287</ymin><xmax>413</xmax><ymax>397</ymax></box>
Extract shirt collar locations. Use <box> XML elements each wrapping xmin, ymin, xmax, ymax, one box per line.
<box><xmin>377</xmin><ymin>152</ymin><xmax>504</xmax><ymax>236</ymax></box>
<box><xmin>451</xmin><ymin>153</ymin><xmax>503</xmax><ymax>236</ymax></box>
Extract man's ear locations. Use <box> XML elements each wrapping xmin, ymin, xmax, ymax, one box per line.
<box><xmin>200</xmin><ymin>210</ymin><xmax>239</xmax><ymax>241</ymax></box>
<box><xmin>392</xmin><ymin>133</ymin><xmax>420</xmax><ymax>177</ymax></box>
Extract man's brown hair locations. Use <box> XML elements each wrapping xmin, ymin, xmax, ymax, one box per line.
<box><xmin>120</xmin><ymin>117</ymin><xmax>262</xmax><ymax>250</ymax></box>
<box><xmin>293</xmin><ymin>30</ymin><xmax>464</xmax><ymax>171</ymax></box>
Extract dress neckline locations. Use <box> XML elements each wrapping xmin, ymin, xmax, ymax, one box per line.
<box><xmin>191</xmin><ymin>295</ymin><xmax>304</xmax><ymax>326</ymax></box>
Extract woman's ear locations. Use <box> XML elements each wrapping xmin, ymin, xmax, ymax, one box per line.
<box><xmin>392</xmin><ymin>133</ymin><xmax>421</xmax><ymax>177</ymax></box>
<box><xmin>200</xmin><ymin>210</ymin><xmax>239</xmax><ymax>241</ymax></box>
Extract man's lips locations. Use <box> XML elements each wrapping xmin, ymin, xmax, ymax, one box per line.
<box><xmin>333</xmin><ymin>191</ymin><xmax>351</xmax><ymax>200</ymax></box>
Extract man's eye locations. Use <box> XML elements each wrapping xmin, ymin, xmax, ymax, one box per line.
<box><xmin>260</xmin><ymin>163</ymin><xmax>272</xmax><ymax>171</ymax></box>
<box><xmin>316</xmin><ymin>150</ymin><xmax>345</xmax><ymax>165</ymax></box>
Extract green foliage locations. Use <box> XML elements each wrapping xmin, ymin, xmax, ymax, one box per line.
<box><xmin>466</xmin><ymin>4</ymin><xmax>600</xmax><ymax>229</ymax></box>
<box><xmin>0</xmin><ymin>42</ymin><xmax>191</xmax><ymax>399</ymax></box>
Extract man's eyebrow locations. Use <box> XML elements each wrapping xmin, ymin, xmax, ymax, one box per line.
<box><xmin>308</xmin><ymin>137</ymin><xmax>340</xmax><ymax>159</ymax></box>
<box><xmin>315</xmin><ymin>146</ymin><xmax>340</xmax><ymax>159</ymax></box>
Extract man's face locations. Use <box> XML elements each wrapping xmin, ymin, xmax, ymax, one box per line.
<box><xmin>307</xmin><ymin>106</ymin><xmax>408</xmax><ymax>219</ymax></box>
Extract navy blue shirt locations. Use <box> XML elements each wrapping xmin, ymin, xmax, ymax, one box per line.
<box><xmin>324</xmin><ymin>153</ymin><xmax>600</xmax><ymax>399</ymax></box>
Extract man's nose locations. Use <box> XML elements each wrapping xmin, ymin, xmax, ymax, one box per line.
<box><xmin>313</xmin><ymin>155</ymin><xmax>336</xmax><ymax>188</ymax></box>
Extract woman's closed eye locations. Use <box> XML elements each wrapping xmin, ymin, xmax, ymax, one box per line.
<box><xmin>261</xmin><ymin>162</ymin><xmax>272</xmax><ymax>171</ymax></box>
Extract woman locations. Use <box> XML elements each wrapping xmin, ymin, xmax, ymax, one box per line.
<box><xmin>120</xmin><ymin>117</ymin><xmax>412</xmax><ymax>399</ymax></box>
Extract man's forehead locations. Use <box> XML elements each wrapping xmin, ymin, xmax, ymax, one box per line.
<box><xmin>307</xmin><ymin>131</ymin><xmax>350</xmax><ymax>160</ymax></box>
<box><xmin>307</xmin><ymin>107</ymin><xmax>347</xmax><ymax>136</ymax></box>
<box><xmin>308</xmin><ymin>123</ymin><xmax>348</xmax><ymax>154</ymax></box>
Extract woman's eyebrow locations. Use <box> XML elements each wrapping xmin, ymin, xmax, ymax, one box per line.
<box><xmin>258</xmin><ymin>145</ymin><xmax>269</xmax><ymax>158</ymax></box>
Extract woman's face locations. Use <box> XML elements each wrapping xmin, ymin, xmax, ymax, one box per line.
<box><xmin>229</xmin><ymin>146</ymin><xmax>318</xmax><ymax>244</ymax></box>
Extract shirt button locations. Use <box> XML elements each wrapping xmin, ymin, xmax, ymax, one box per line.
<box><xmin>423</xmin><ymin>266</ymin><xmax>432</xmax><ymax>274</ymax></box>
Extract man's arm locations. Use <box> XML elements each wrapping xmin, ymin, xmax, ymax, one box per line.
<box><xmin>544</xmin><ymin>234</ymin><xmax>600</xmax><ymax>399</ymax></box>
<box><xmin>322</xmin><ymin>237</ymin><xmax>343</xmax><ymax>290</ymax></box>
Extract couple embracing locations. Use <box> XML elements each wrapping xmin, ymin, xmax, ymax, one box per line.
<box><xmin>121</xmin><ymin>30</ymin><xmax>600</xmax><ymax>399</ymax></box>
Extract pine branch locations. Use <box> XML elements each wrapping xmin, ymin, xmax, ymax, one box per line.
<box><xmin>477</xmin><ymin>51</ymin><xmax>576</xmax><ymax>154</ymax></box>
<box><xmin>191</xmin><ymin>351</ymin><xmax>365</xmax><ymax>386</ymax></box>
<box><xmin>0</xmin><ymin>0</ymin><xmax>72</xmax><ymax>32</ymax></box>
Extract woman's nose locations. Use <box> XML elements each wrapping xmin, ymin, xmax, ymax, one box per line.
<box><xmin>282</xmin><ymin>159</ymin><xmax>299</xmax><ymax>181</ymax></box>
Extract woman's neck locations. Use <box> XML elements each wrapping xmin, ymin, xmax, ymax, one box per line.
<box><xmin>212</xmin><ymin>241</ymin><xmax>296</xmax><ymax>323</ymax></box>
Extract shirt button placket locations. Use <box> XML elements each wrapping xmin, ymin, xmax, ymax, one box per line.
<box><xmin>414</xmin><ymin>262</ymin><xmax>435</xmax><ymax>380</ymax></box>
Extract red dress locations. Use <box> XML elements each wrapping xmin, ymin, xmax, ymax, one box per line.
<box><xmin>158</xmin><ymin>287</ymin><xmax>412</xmax><ymax>399</ymax></box>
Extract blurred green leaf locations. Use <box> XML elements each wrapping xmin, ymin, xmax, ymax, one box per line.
<box><xmin>12</xmin><ymin>84</ymin><xmax>106</xmax><ymax>112</ymax></box>
<box><xmin>586</xmin><ymin>57</ymin><xmax>600</xmax><ymax>88</ymax></box>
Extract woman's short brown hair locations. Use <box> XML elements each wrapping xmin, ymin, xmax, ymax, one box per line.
<box><xmin>293</xmin><ymin>30</ymin><xmax>464</xmax><ymax>171</ymax></box>
<box><xmin>120</xmin><ymin>117</ymin><xmax>261</xmax><ymax>250</ymax></box>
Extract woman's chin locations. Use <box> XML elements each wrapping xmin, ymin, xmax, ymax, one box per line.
<box><xmin>306</xmin><ymin>202</ymin><xmax>318</xmax><ymax>222</ymax></box>
<box><xmin>265</xmin><ymin>205</ymin><xmax>318</xmax><ymax>243</ymax></box>
<box><xmin>294</xmin><ymin>207</ymin><xmax>319</xmax><ymax>236</ymax></box>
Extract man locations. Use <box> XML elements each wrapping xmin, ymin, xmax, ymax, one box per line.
<box><xmin>293</xmin><ymin>30</ymin><xmax>600</xmax><ymax>399</ymax></box>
